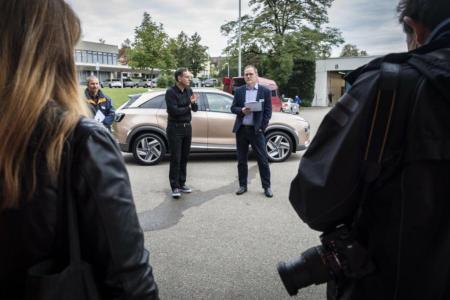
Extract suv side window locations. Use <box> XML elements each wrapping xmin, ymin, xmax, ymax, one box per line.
<box><xmin>140</xmin><ymin>95</ymin><xmax>165</xmax><ymax>109</ymax></box>
<box><xmin>205</xmin><ymin>93</ymin><xmax>233</xmax><ymax>113</ymax></box>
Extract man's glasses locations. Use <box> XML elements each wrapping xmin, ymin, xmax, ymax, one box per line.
<box><xmin>244</xmin><ymin>73</ymin><xmax>255</xmax><ymax>77</ymax></box>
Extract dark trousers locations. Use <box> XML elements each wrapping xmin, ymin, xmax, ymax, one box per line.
<box><xmin>236</xmin><ymin>126</ymin><xmax>271</xmax><ymax>189</ymax></box>
<box><xmin>167</xmin><ymin>122</ymin><xmax>192</xmax><ymax>189</ymax></box>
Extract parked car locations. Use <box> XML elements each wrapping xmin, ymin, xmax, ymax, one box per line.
<box><xmin>123</xmin><ymin>78</ymin><xmax>137</xmax><ymax>88</ymax></box>
<box><xmin>191</xmin><ymin>78</ymin><xmax>201</xmax><ymax>87</ymax></box>
<box><xmin>282</xmin><ymin>97</ymin><xmax>300</xmax><ymax>114</ymax></box>
<box><xmin>101</xmin><ymin>78</ymin><xmax>122</xmax><ymax>88</ymax></box>
<box><xmin>223</xmin><ymin>76</ymin><xmax>282</xmax><ymax>112</ymax></box>
<box><xmin>151</xmin><ymin>78</ymin><xmax>159</xmax><ymax>87</ymax></box>
<box><xmin>202</xmin><ymin>78</ymin><xmax>218</xmax><ymax>87</ymax></box>
<box><xmin>136</xmin><ymin>79</ymin><xmax>155</xmax><ymax>88</ymax></box>
<box><xmin>113</xmin><ymin>89</ymin><xmax>310</xmax><ymax>165</ymax></box>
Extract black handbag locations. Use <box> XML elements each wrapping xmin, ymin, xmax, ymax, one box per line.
<box><xmin>25</xmin><ymin>143</ymin><xmax>102</xmax><ymax>300</ymax></box>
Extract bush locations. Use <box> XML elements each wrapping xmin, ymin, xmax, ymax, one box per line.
<box><xmin>157</xmin><ymin>71</ymin><xmax>175</xmax><ymax>88</ymax></box>
<box><xmin>280</xmin><ymin>58</ymin><xmax>315</xmax><ymax>107</ymax></box>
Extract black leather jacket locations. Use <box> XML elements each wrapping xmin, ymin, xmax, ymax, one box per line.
<box><xmin>0</xmin><ymin>117</ymin><xmax>159</xmax><ymax>299</ymax></box>
<box><xmin>289</xmin><ymin>26</ymin><xmax>450</xmax><ymax>299</ymax></box>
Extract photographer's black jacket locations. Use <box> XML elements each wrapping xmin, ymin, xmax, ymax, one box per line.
<box><xmin>290</xmin><ymin>24</ymin><xmax>450</xmax><ymax>300</ymax></box>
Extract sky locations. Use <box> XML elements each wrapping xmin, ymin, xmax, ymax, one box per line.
<box><xmin>66</xmin><ymin>0</ymin><xmax>408</xmax><ymax>58</ymax></box>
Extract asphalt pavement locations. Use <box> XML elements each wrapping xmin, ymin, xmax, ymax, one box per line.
<box><xmin>126</xmin><ymin>107</ymin><xmax>331</xmax><ymax>299</ymax></box>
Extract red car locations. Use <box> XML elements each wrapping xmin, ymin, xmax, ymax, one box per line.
<box><xmin>223</xmin><ymin>76</ymin><xmax>282</xmax><ymax>112</ymax></box>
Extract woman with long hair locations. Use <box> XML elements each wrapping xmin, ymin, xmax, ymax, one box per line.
<box><xmin>0</xmin><ymin>0</ymin><xmax>159</xmax><ymax>298</ymax></box>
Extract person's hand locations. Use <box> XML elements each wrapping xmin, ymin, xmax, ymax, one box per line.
<box><xmin>242</xmin><ymin>107</ymin><xmax>251</xmax><ymax>115</ymax></box>
<box><xmin>190</xmin><ymin>93</ymin><xmax>199</xmax><ymax>104</ymax></box>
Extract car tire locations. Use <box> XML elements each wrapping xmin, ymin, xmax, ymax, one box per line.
<box><xmin>132</xmin><ymin>133</ymin><xmax>166</xmax><ymax>165</ymax></box>
<box><xmin>265</xmin><ymin>131</ymin><xmax>292</xmax><ymax>162</ymax></box>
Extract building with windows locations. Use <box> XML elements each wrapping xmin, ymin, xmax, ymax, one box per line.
<box><xmin>75</xmin><ymin>40</ymin><xmax>158</xmax><ymax>84</ymax></box>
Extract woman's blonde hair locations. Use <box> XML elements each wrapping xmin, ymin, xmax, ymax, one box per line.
<box><xmin>0</xmin><ymin>0</ymin><xmax>88</xmax><ymax>209</ymax></box>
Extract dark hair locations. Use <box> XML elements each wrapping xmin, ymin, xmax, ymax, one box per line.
<box><xmin>174</xmin><ymin>68</ymin><xmax>188</xmax><ymax>82</ymax></box>
<box><xmin>397</xmin><ymin>0</ymin><xmax>450</xmax><ymax>33</ymax></box>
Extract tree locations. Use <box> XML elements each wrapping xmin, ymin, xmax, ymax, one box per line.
<box><xmin>128</xmin><ymin>12</ymin><xmax>169</xmax><ymax>74</ymax></box>
<box><xmin>187</xmin><ymin>32</ymin><xmax>208</xmax><ymax>77</ymax></box>
<box><xmin>221</xmin><ymin>0</ymin><xmax>343</xmax><ymax>91</ymax></box>
<box><xmin>118</xmin><ymin>38</ymin><xmax>131</xmax><ymax>65</ymax></box>
<box><xmin>340</xmin><ymin>44</ymin><xmax>368</xmax><ymax>57</ymax></box>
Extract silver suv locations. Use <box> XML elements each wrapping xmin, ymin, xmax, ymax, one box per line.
<box><xmin>113</xmin><ymin>89</ymin><xmax>310</xmax><ymax>165</ymax></box>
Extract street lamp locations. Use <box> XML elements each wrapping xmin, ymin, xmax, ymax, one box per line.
<box><xmin>238</xmin><ymin>0</ymin><xmax>242</xmax><ymax>77</ymax></box>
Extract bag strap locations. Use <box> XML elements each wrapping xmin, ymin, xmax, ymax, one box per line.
<box><xmin>62</xmin><ymin>140</ymin><xmax>83</xmax><ymax>265</ymax></box>
<box><xmin>352</xmin><ymin>62</ymin><xmax>401</xmax><ymax>228</ymax></box>
<box><xmin>363</xmin><ymin>62</ymin><xmax>401</xmax><ymax>182</ymax></box>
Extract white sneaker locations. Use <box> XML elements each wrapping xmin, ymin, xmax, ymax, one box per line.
<box><xmin>171</xmin><ymin>188</ymin><xmax>181</xmax><ymax>198</ymax></box>
<box><xmin>179</xmin><ymin>185</ymin><xmax>192</xmax><ymax>193</ymax></box>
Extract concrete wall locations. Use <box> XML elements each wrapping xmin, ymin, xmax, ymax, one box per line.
<box><xmin>313</xmin><ymin>56</ymin><xmax>380</xmax><ymax>106</ymax></box>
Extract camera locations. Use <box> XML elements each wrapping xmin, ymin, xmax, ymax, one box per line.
<box><xmin>277</xmin><ymin>224</ymin><xmax>375</xmax><ymax>296</ymax></box>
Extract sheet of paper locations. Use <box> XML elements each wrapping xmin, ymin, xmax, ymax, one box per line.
<box><xmin>94</xmin><ymin>110</ymin><xmax>105</xmax><ymax>123</ymax></box>
<box><xmin>245</xmin><ymin>101</ymin><xmax>263</xmax><ymax>112</ymax></box>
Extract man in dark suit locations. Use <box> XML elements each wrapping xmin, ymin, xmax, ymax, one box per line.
<box><xmin>231</xmin><ymin>65</ymin><xmax>273</xmax><ymax>197</ymax></box>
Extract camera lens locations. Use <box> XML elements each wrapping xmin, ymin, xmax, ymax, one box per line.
<box><xmin>277</xmin><ymin>246</ymin><xmax>331</xmax><ymax>296</ymax></box>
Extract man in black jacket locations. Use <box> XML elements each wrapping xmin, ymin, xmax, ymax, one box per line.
<box><xmin>288</xmin><ymin>0</ymin><xmax>450</xmax><ymax>299</ymax></box>
<box><xmin>165</xmin><ymin>68</ymin><xmax>198</xmax><ymax>198</ymax></box>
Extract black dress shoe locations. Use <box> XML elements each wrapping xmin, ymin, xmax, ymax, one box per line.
<box><xmin>236</xmin><ymin>186</ymin><xmax>247</xmax><ymax>195</ymax></box>
<box><xmin>264</xmin><ymin>188</ymin><xmax>273</xmax><ymax>198</ymax></box>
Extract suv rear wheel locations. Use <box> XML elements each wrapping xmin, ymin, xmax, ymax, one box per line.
<box><xmin>265</xmin><ymin>131</ymin><xmax>292</xmax><ymax>162</ymax></box>
<box><xmin>132</xmin><ymin>133</ymin><xmax>166</xmax><ymax>165</ymax></box>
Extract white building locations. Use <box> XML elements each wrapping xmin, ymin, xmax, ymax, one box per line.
<box><xmin>313</xmin><ymin>56</ymin><xmax>381</xmax><ymax>106</ymax></box>
<box><xmin>75</xmin><ymin>40</ymin><xmax>158</xmax><ymax>84</ymax></box>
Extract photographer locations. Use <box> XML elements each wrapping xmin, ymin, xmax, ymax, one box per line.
<box><xmin>285</xmin><ymin>0</ymin><xmax>450</xmax><ymax>299</ymax></box>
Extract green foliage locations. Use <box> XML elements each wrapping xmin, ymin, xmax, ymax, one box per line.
<box><xmin>157</xmin><ymin>70</ymin><xmax>176</xmax><ymax>88</ymax></box>
<box><xmin>281</xmin><ymin>59</ymin><xmax>315</xmax><ymax>107</ymax></box>
<box><xmin>340</xmin><ymin>44</ymin><xmax>369</xmax><ymax>57</ymax></box>
<box><xmin>128</xmin><ymin>12</ymin><xmax>170</xmax><ymax>72</ymax></box>
<box><xmin>220</xmin><ymin>0</ymin><xmax>343</xmax><ymax>90</ymax></box>
<box><xmin>188</xmin><ymin>33</ymin><xmax>209</xmax><ymax>77</ymax></box>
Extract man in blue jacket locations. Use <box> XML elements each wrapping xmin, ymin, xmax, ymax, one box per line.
<box><xmin>85</xmin><ymin>75</ymin><xmax>115</xmax><ymax>131</ymax></box>
<box><xmin>231</xmin><ymin>65</ymin><xmax>273</xmax><ymax>197</ymax></box>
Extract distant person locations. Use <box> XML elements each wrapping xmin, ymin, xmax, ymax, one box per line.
<box><xmin>85</xmin><ymin>75</ymin><xmax>115</xmax><ymax>131</ymax></box>
<box><xmin>231</xmin><ymin>65</ymin><xmax>273</xmax><ymax>198</ymax></box>
<box><xmin>294</xmin><ymin>95</ymin><xmax>301</xmax><ymax>106</ymax></box>
<box><xmin>286</xmin><ymin>0</ymin><xmax>450</xmax><ymax>298</ymax></box>
<box><xmin>0</xmin><ymin>0</ymin><xmax>159</xmax><ymax>299</ymax></box>
<box><xmin>165</xmin><ymin>68</ymin><xmax>198</xmax><ymax>198</ymax></box>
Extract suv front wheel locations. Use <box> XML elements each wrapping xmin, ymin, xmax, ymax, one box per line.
<box><xmin>265</xmin><ymin>131</ymin><xmax>292</xmax><ymax>162</ymax></box>
<box><xmin>132</xmin><ymin>133</ymin><xmax>166</xmax><ymax>165</ymax></box>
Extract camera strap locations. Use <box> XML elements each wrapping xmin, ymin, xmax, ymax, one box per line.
<box><xmin>353</xmin><ymin>62</ymin><xmax>401</xmax><ymax>227</ymax></box>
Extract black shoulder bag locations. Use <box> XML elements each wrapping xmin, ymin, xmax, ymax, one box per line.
<box><xmin>25</xmin><ymin>142</ymin><xmax>101</xmax><ymax>300</ymax></box>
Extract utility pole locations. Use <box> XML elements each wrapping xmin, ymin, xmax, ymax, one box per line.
<box><xmin>238</xmin><ymin>0</ymin><xmax>242</xmax><ymax>77</ymax></box>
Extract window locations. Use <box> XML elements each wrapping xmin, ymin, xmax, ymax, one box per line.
<box><xmin>140</xmin><ymin>95</ymin><xmax>165</xmax><ymax>109</ymax></box>
<box><xmin>271</xmin><ymin>90</ymin><xmax>277</xmax><ymax>97</ymax></box>
<box><xmin>75</xmin><ymin>50</ymin><xmax>82</xmax><ymax>63</ymax></box>
<box><xmin>87</xmin><ymin>51</ymin><xmax>93</xmax><ymax>63</ymax></box>
<box><xmin>206</xmin><ymin>93</ymin><xmax>233</xmax><ymax>113</ymax></box>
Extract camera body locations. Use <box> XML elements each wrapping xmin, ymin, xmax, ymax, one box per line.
<box><xmin>277</xmin><ymin>224</ymin><xmax>375</xmax><ymax>296</ymax></box>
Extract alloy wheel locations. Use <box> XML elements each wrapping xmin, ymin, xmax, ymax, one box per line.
<box><xmin>133</xmin><ymin>134</ymin><xmax>165</xmax><ymax>165</ymax></box>
<box><xmin>266</xmin><ymin>132</ymin><xmax>292</xmax><ymax>162</ymax></box>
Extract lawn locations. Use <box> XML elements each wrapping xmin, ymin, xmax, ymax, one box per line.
<box><xmin>100</xmin><ymin>87</ymin><xmax>155</xmax><ymax>108</ymax></box>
